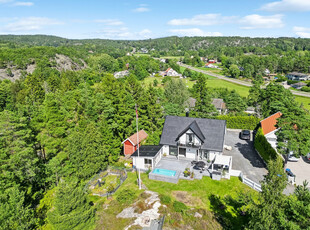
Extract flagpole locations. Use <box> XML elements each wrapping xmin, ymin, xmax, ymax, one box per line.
<box><xmin>135</xmin><ymin>104</ymin><xmax>141</xmax><ymax>190</ymax></box>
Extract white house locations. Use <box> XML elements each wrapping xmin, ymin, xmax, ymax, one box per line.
<box><xmin>165</xmin><ymin>68</ymin><xmax>182</xmax><ymax>77</ymax></box>
<box><xmin>260</xmin><ymin>112</ymin><xmax>282</xmax><ymax>149</ymax></box>
<box><xmin>114</xmin><ymin>70</ymin><xmax>129</xmax><ymax>79</ymax></box>
<box><xmin>286</xmin><ymin>72</ymin><xmax>310</xmax><ymax>81</ymax></box>
<box><xmin>132</xmin><ymin>115</ymin><xmax>227</xmax><ymax>170</ymax></box>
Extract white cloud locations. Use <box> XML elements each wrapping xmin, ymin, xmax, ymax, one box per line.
<box><xmin>168</xmin><ymin>14</ymin><xmax>235</xmax><ymax>26</ymax></box>
<box><xmin>133</xmin><ymin>7</ymin><xmax>150</xmax><ymax>12</ymax></box>
<box><xmin>169</xmin><ymin>28</ymin><xmax>223</xmax><ymax>37</ymax></box>
<box><xmin>261</xmin><ymin>0</ymin><xmax>310</xmax><ymax>12</ymax></box>
<box><xmin>95</xmin><ymin>28</ymin><xmax>152</xmax><ymax>40</ymax></box>
<box><xmin>94</xmin><ymin>19</ymin><xmax>123</xmax><ymax>26</ymax></box>
<box><xmin>293</xmin><ymin>26</ymin><xmax>310</xmax><ymax>38</ymax></box>
<box><xmin>5</xmin><ymin>17</ymin><xmax>63</xmax><ymax>32</ymax></box>
<box><xmin>13</xmin><ymin>2</ymin><xmax>33</xmax><ymax>6</ymax></box>
<box><xmin>239</xmin><ymin>14</ymin><xmax>284</xmax><ymax>29</ymax></box>
<box><xmin>138</xmin><ymin>29</ymin><xmax>152</xmax><ymax>38</ymax></box>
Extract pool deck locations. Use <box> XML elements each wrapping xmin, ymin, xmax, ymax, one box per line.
<box><xmin>149</xmin><ymin>156</ymin><xmax>211</xmax><ymax>183</ymax></box>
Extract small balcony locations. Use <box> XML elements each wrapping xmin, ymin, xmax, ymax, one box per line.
<box><xmin>177</xmin><ymin>141</ymin><xmax>201</xmax><ymax>148</ymax></box>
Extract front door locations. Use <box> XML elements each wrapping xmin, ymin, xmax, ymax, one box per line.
<box><xmin>179</xmin><ymin>148</ymin><xmax>186</xmax><ymax>157</ymax></box>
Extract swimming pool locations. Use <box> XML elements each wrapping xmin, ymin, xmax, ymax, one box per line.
<box><xmin>152</xmin><ymin>168</ymin><xmax>176</xmax><ymax>177</ymax></box>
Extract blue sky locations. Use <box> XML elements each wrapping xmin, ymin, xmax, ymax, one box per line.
<box><xmin>0</xmin><ymin>0</ymin><xmax>310</xmax><ymax>39</ymax></box>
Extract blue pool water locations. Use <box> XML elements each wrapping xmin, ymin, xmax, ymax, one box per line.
<box><xmin>152</xmin><ymin>168</ymin><xmax>176</xmax><ymax>177</ymax></box>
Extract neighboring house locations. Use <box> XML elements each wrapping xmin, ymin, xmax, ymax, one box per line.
<box><xmin>140</xmin><ymin>48</ymin><xmax>148</xmax><ymax>54</ymax></box>
<box><xmin>159</xmin><ymin>59</ymin><xmax>166</xmax><ymax>63</ymax></box>
<box><xmin>205</xmin><ymin>63</ymin><xmax>216</xmax><ymax>68</ymax></box>
<box><xmin>286</xmin><ymin>72</ymin><xmax>310</xmax><ymax>81</ymax></box>
<box><xmin>114</xmin><ymin>70</ymin><xmax>129</xmax><ymax>79</ymax></box>
<box><xmin>185</xmin><ymin>97</ymin><xmax>196</xmax><ymax>111</ymax></box>
<box><xmin>211</xmin><ymin>98</ymin><xmax>227</xmax><ymax>115</ymax></box>
<box><xmin>260</xmin><ymin>112</ymin><xmax>282</xmax><ymax>149</ymax></box>
<box><xmin>264</xmin><ymin>69</ymin><xmax>270</xmax><ymax>75</ymax></box>
<box><xmin>131</xmin><ymin>116</ymin><xmax>227</xmax><ymax>170</ymax></box>
<box><xmin>166</xmin><ymin>68</ymin><xmax>182</xmax><ymax>77</ymax></box>
<box><xmin>291</xmin><ymin>82</ymin><xmax>307</xmax><ymax>90</ymax></box>
<box><xmin>122</xmin><ymin>130</ymin><xmax>148</xmax><ymax>156</ymax></box>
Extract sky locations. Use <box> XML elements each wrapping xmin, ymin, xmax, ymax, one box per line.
<box><xmin>0</xmin><ymin>0</ymin><xmax>310</xmax><ymax>40</ymax></box>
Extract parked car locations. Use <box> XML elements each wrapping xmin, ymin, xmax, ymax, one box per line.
<box><xmin>287</xmin><ymin>151</ymin><xmax>300</xmax><ymax>162</ymax></box>
<box><xmin>307</xmin><ymin>153</ymin><xmax>310</xmax><ymax>161</ymax></box>
<box><xmin>240</xmin><ymin>130</ymin><xmax>251</xmax><ymax>140</ymax></box>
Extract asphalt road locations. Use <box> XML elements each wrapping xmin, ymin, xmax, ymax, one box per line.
<box><xmin>223</xmin><ymin>130</ymin><xmax>267</xmax><ymax>184</ymax></box>
<box><xmin>178</xmin><ymin>63</ymin><xmax>310</xmax><ymax>98</ymax></box>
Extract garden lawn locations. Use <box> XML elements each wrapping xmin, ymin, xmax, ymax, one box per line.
<box><xmin>141</xmin><ymin>173</ymin><xmax>256</xmax><ymax>210</ymax></box>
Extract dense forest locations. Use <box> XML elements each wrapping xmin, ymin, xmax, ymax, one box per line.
<box><xmin>0</xmin><ymin>35</ymin><xmax>310</xmax><ymax>229</ymax></box>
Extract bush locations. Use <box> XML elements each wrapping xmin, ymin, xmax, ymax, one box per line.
<box><xmin>287</xmin><ymin>80</ymin><xmax>298</xmax><ymax>85</ymax></box>
<box><xmin>160</xmin><ymin>195</ymin><xmax>171</xmax><ymax>205</ymax></box>
<box><xmin>301</xmin><ymin>86</ymin><xmax>310</xmax><ymax>92</ymax></box>
<box><xmin>116</xmin><ymin>189</ymin><xmax>136</xmax><ymax>204</ymax></box>
<box><xmin>254</xmin><ymin>128</ymin><xmax>277</xmax><ymax>162</ymax></box>
<box><xmin>217</xmin><ymin>115</ymin><xmax>261</xmax><ymax>130</ymax></box>
<box><xmin>173</xmin><ymin>201</ymin><xmax>188</xmax><ymax>213</ymax></box>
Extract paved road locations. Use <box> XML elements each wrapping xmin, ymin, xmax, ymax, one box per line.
<box><xmin>178</xmin><ymin>63</ymin><xmax>310</xmax><ymax>98</ymax></box>
<box><xmin>223</xmin><ymin>130</ymin><xmax>267</xmax><ymax>184</ymax></box>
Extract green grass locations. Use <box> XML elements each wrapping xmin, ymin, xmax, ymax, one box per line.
<box><xmin>295</xmin><ymin>95</ymin><xmax>310</xmax><ymax>111</ymax></box>
<box><xmin>141</xmin><ymin>174</ymin><xmax>256</xmax><ymax>209</ymax></box>
<box><xmin>206</xmin><ymin>79</ymin><xmax>250</xmax><ymax>97</ymax></box>
<box><xmin>93</xmin><ymin>171</ymin><xmax>257</xmax><ymax>229</ymax></box>
<box><xmin>160</xmin><ymin>56</ymin><xmax>184</xmax><ymax>60</ymax></box>
<box><xmin>93</xmin><ymin>172</ymin><xmax>144</xmax><ymax>230</ymax></box>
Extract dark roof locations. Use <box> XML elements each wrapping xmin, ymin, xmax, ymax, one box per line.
<box><xmin>212</xmin><ymin>98</ymin><xmax>226</xmax><ymax>110</ymax></box>
<box><xmin>160</xmin><ymin>116</ymin><xmax>226</xmax><ymax>152</ymax></box>
<box><xmin>131</xmin><ymin>145</ymin><xmax>162</xmax><ymax>158</ymax></box>
<box><xmin>287</xmin><ymin>72</ymin><xmax>309</xmax><ymax>77</ymax></box>
<box><xmin>176</xmin><ymin>120</ymin><xmax>205</xmax><ymax>142</ymax></box>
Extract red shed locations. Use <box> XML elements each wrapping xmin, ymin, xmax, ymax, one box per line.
<box><xmin>122</xmin><ymin>130</ymin><xmax>148</xmax><ymax>156</ymax></box>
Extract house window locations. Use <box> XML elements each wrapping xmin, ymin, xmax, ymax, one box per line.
<box><xmin>186</xmin><ymin>133</ymin><xmax>193</xmax><ymax>143</ymax></box>
<box><xmin>169</xmin><ymin>146</ymin><xmax>178</xmax><ymax>156</ymax></box>
<box><xmin>144</xmin><ymin>158</ymin><xmax>152</xmax><ymax>166</ymax></box>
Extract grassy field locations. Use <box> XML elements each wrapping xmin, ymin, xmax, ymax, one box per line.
<box><xmin>295</xmin><ymin>96</ymin><xmax>310</xmax><ymax>111</ymax></box>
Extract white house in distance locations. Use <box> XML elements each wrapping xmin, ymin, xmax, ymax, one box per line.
<box><xmin>260</xmin><ymin>112</ymin><xmax>282</xmax><ymax>149</ymax></box>
<box><xmin>114</xmin><ymin>70</ymin><xmax>130</xmax><ymax>79</ymax></box>
<box><xmin>286</xmin><ymin>72</ymin><xmax>310</xmax><ymax>81</ymax></box>
<box><xmin>131</xmin><ymin>115</ymin><xmax>228</xmax><ymax>170</ymax></box>
<box><xmin>165</xmin><ymin>68</ymin><xmax>182</xmax><ymax>77</ymax></box>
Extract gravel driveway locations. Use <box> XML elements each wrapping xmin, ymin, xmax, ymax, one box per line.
<box><xmin>223</xmin><ymin>129</ymin><xmax>268</xmax><ymax>184</ymax></box>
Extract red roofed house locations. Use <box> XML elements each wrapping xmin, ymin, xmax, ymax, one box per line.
<box><xmin>122</xmin><ymin>130</ymin><xmax>148</xmax><ymax>156</ymax></box>
<box><xmin>165</xmin><ymin>68</ymin><xmax>182</xmax><ymax>77</ymax></box>
<box><xmin>260</xmin><ymin>112</ymin><xmax>282</xmax><ymax>149</ymax></box>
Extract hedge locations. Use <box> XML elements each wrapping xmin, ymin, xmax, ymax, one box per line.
<box><xmin>216</xmin><ymin>115</ymin><xmax>261</xmax><ymax>130</ymax></box>
<box><xmin>254</xmin><ymin>128</ymin><xmax>277</xmax><ymax>162</ymax></box>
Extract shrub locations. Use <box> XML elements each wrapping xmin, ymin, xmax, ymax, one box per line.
<box><xmin>116</xmin><ymin>189</ymin><xmax>136</xmax><ymax>204</ymax></box>
<box><xmin>173</xmin><ymin>201</ymin><xmax>188</xmax><ymax>213</ymax></box>
<box><xmin>301</xmin><ymin>86</ymin><xmax>310</xmax><ymax>92</ymax></box>
<box><xmin>254</xmin><ymin>128</ymin><xmax>277</xmax><ymax>162</ymax></box>
<box><xmin>160</xmin><ymin>195</ymin><xmax>171</xmax><ymax>205</ymax></box>
<box><xmin>217</xmin><ymin>115</ymin><xmax>261</xmax><ymax>130</ymax></box>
